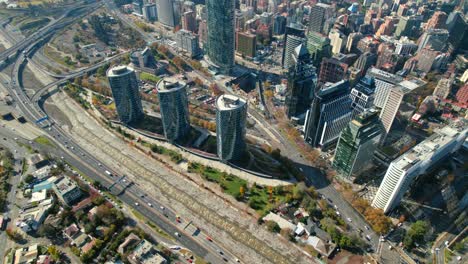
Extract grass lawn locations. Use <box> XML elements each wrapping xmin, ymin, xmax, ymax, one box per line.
<box><xmin>147</xmin><ymin>221</ymin><xmax>174</xmax><ymax>241</ymax></box>
<box><xmin>188</xmin><ymin>162</ymin><xmax>247</xmax><ymax>198</ymax></box>
<box><xmin>43</xmin><ymin>45</ymin><xmax>76</xmax><ymax>69</ymax></box>
<box><xmin>19</xmin><ymin>17</ymin><xmax>50</xmax><ymax>32</ymax></box>
<box><xmin>21</xmin><ymin>158</ymin><xmax>28</xmax><ymax>174</ymax></box>
<box><xmin>17</xmin><ymin>142</ymin><xmax>34</xmax><ymax>154</ymax></box>
<box><xmin>33</xmin><ymin>136</ymin><xmax>54</xmax><ymax>146</ymax></box>
<box><xmin>444</xmin><ymin>248</ymin><xmax>453</xmax><ymax>263</ymax></box>
<box><xmin>140</xmin><ymin>72</ymin><xmax>161</xmax><ymax>83</ymax></box>
<box><xmin>17</xmin><ymin>0</ymin><xmax>60</xmax><ymax>7</ymax></box>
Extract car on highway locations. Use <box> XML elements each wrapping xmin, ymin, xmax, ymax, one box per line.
<box><xmin>176</xmin><ymin>216</ymin><xmax>181</xmax><ymax>223</ymax></box>
<box><xmin>174</xmin><ymin>232</ymin><xmax>180</xmax><ymax>237</ymax></box>
<box><xmin>206</xmin><ymin>236</ymin><xmax>213</xmax><ymax>242</ymax></box>
<box><xmin>148</xmin><ymin>203</ymin><xmax>152</xmax><ymax>207</ymax></box>
<box><xmin>135</xmin><ymin>202</ymin><xmax>139</xmax><ymax>206</ymax></box>
<box><xmin>160</xmin><ymin>206</ymin><xmax>165</xmax><ymax>210</ymax></box>
<box><xmin>364</xmin><ymin>225</ymin><xmax>369</xmax><ymax>230</ymax></box>
<box><xmin>347</xmin><ymin>217</ymin><xmax>352</xmax><ymax>222</ymax></box>
<box><xmin>336</xmin><ymin>211</ymin><xmax>340</xmax><ymax>216</ymax></box>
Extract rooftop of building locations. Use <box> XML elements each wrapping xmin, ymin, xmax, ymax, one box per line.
<box><xmin>367</xmin><ymin>67</ymin><xmax>404</xmax><ymax>84</ymax></box>
<box><xmin>216</xmin><ymin>94</ymin><xmax>246</xmax><ymax>111</ymax></box>
<box><xmin>320</xmin><ymin>80</ymin><xmax>349</xmax><ymax>96</ymax></box>
<box><xmin>392</xmin><ymin>122</ymin><xmax>467</xmax><ymax>172</ymax></box>
<box><xmin>107</xmin><ymin>65</ymin><xmax>134</xmax><ymax>77</ymax></box>
<box><xmin>397</xmin><ymin>78</ymin><xmax>426</xmax><ymax>94</ymax></box>
<box><xmin>54</xmin><ymin>177</ymin><xmax>79</xmax><ymax>194</ymax></box>
<box><xmin>156</xmin><ymin>78</ymin><xmax>186</xmax><ymax>93</ymax></box>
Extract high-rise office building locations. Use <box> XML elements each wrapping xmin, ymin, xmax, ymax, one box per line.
<box><xmin>318</xmin><ymin>57</ymin><xmax>349</xmax><ymax>84</ymax></box>
<box><xmin>182</xmin><ymin>10</ymin><xmax>197</xmax><ymax>33</ymax></box>
<box><xmin>143</xmin><ymin>3</ymin><xmax>157</xmax><ymax>22</ymax></box>
<box><xmin>350</xmin><ymin>76</ymin><xmax>376</xmax><ymax>117</ymax></box>
<box><xmin>304</xmin><ymin>80</ymin><xmax>353</xmax><ymax>149</ymax></box>
<box><xmin>333</xmin><ymin>109</ymin><xmax>383</xmax><ymax>179</ymax></box>
<box><xmin>394</xmin><ymin>15</ymin><xmax>422</xmax><ymax>38</ymax></box>
<box><xmin>354</xmin><ymin>52</ymin><xmax>377</xmax><ymax>75</ymax></box>
<box><xmin>273</xmin><ymin>15</ymin><xmax>287</xmax><ymax>35</ymax></box>
<box><xmin>156</xmin><ymin>0</ymin><xmax>176</xmax><ymax>27</ymax></box>
<box><xmin>285</xmin><ymin>44</ymin><xmax>317</xmax><ymax>118</ymax></box>
<box><xmin>236</xmin><ymin>31</ymin><xmax>257</xmax><ymax>58</ymax></box>
<box><xmin>216</xmin><ymin>95</ymin><xmax>248</xmax><ymax>162</ymax></box>
<box><xmin>175</xmin><ymin>29</ymin><xmax>201</xmax><ymax>58</ymax></box>
<box><xmin>366</xmin><ymin>67</ymin><xmax>404</xmax><ymax>108</ymax></box>
<box><xmin>156</xmin><ymin>79</ymin><xmax>190</xmax><ymax>142</ymax></box>
<box><xmin>281</xmin><ymin>24</ymin><xmax>306</xmax><ymax>69</ymax></box>
<box><xmin>417</xmin><ymin>29</ymin><xmax>449</xmax><ymax>52</ymax></box>
<box><xmin>107</xmin><ymin>66</ymin><xmax>143</xmax><ymax>124</ymax></box>
<box><xmin>308</xmin><ymin>3</ymin><xmax>333</xmax><ymax>34</ymax></box>
<box><xmin>379</xmin><ymin>78</ymin><xmax>426</xmax><ymax>140</ymax></box>
<box><xmin>446</xmin><ymin>11</ymin><xmax>468</xmax><ymax>51</ymax></box>
<box><xmin>206</xmin><ymin>0</ymin><xmax>235</xmax><ymax>74</ymax></box>
<box><xmin>372</xmin><ymin>123</ymin><xmax>468</xmax><ymax>213</ymax></box>
<box><xmin>329</xmin><ymin>29</ymin><xmax>347</xmax><ymax>55</ymax></box>
<box><xmin>306</xmin><ymin>31</ymin><xmax>332</xmax><ymax>67</ymax></box>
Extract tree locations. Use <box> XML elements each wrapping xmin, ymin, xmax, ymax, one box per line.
<box><xmin>265</xmin><ymin>220</ymin><xmax>281</xmax><ymax>233</ymax></box>
<box><xmin>339</xmin><ymin>235</ymin><xmax>352</xmax><ymax>248</ymax></box>
<box><xmin>239</xmin><ymin>186</ymin><xmax>245</xmax><ymax>198</ymax></box>
<box><xmin>209</xmin><ymin>83</ymin><xmax>224</xmax><ymax>97</ymax></box>
<box><xmin>24</xmin><ymin>174</ymin><xmax>35</xmax><ymax>184</ymax></box>
<box><xmin>38</xmin><ymin>224</ymin><xmax>58</xmax><ymax>238</ymax></box>
<box><xmin>403</xmin><ymin>221</ymin><xmax>429</xmax><ymax>249</ymax></box>
<box><xmin>47</xmin><ymin>245</ymin><xmax>61</xmax><ymax>261</ymax></box>
<box><xmin>364</xmin><ymin>207</ymin><xmax>392</xmax><ymax>235</ymax></box>
<box><xmin>264</xmin><ymin>90</ymin><xmax>274</xmax><ymax>99</ymax></box>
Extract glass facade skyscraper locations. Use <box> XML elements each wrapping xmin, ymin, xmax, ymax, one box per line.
<box><xmin>107</xmin><ymin>66</ymin><xmax>143</xmax><ymax>124</ymax></box>
<box><xmin>156</xmin><ymin>79</ymin><xmax>190</xmax><ymax>142</ymax></box>
<box><xmin>333</xmin><ymin>109</ymin><xmax>383</xmax><ymax>180</ymax></box>
<box><xmin>206</xmin><ymin>0</ymin><xmax>235</xmax><ymax>74</ymax></box>
<box><xmin>304</xmin><ymin>80</ymin><xmax>353</xmax><ymax>149</ymax></box>
<box><xmin>285</xmin><ymin>44</ymin><xmax>317</xmax><ymax>118</ymax></box>
<box><xmin>215</xmin><ymin>95</ymin><xmax>247</xmax><ymax>162</ymax></box>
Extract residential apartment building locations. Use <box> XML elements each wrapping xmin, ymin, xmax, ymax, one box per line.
<box><xmin>107</xmin><ymin>66</ymin><xmax>144</xmax><ymax>124</ymax></box>
<box><xmin>236</xmin><ymin>31</ymin><xmax>257</xmax><ymax>58</ymax></box>
<box><xmin>216</xmin><ymin>95</ymin><xmax>247</xmax><ymax>162</ymax></box>
<box><xmin>206</xmin><ymin>0</ymin><xmax>235</xmax><ymax>74</ymax></box>
<box><xmin>175</xmin><ymin>29</ymin><xmax>201</xmax><ymax>58</ymax></box>
<box><xmin>156</xmin><ymin>79</ymin><xmax>190</xmax><ymax>142</ymax></box>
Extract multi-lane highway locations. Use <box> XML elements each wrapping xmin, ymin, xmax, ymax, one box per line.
<box><xmin>1</xmin><ymin>11</ymin><xmax>242</xmax><ymax>264</ymax></box>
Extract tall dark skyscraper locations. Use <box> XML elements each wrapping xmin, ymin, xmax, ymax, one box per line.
<box><xmin>304</xmin><ymin>80</ymin><xmax>352</xmax><ymax>149</ymax></box>
<box><xmin>285</xmin><ymin>44</ymin><xmax>317</xmax><ymax>118</ymax></box>
<box><xmin>206</xmin><ymin>0</ymin><xmax>235</xmax><ymax>74</ymax></box>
